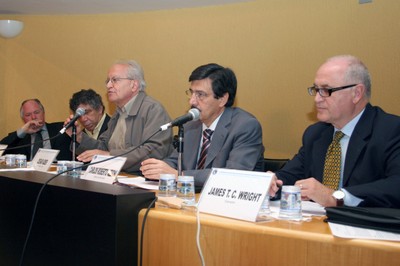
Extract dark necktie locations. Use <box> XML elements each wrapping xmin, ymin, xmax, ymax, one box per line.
<box><xmin>197</xmin><ymin>129</ymin><xmax>214</xmax><ymax>169</ymax></box>
<box><xmin>322</xmin><ymin>131</ymin><xmax>345</xmax><ymax>190</ymax></box>
<box><xmin>31</xmin><ymin>131</ymin><xmax>43</xmax><ymax>160</ymax></box>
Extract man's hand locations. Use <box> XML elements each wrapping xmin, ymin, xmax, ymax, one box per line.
<box><xmin>294</xmin><ymin>177</ymin><xmax>336</xmax><ymax>207</ymax></box>
<box><xmin>21</xmin><ymin>120</ymin><xmax>44</xmax><ymax>134</ymax></box>
<box><xmin>64</xmin><ymin>115</ymin><xmax>83</xmax><ymax>142</ymax></box>
<box><xmin>268</xmin><ymin>172</ymin><xmax>283</xmax><ymax>197</ymax></box>
<box><xmin>140</xmin><ymin>158</ymin><xmax>178</xmax><ymax>180</ymax></box>
<box><xmin>77</xmin><ymin>149</ymin><xmax>109</xmax><ymax>162</ymax></box>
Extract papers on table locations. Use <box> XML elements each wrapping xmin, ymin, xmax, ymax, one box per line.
<box><xmin>328</xmin><ymin>222</ymin><xmax>400</xmax><ymax>241</ymax></box>
<box><xmin>117</xmin><ymin>177</ymin><xmax>159</xmax><ymax>190</ymax></box>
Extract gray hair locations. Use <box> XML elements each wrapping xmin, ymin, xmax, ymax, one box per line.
<box><xmin>326</xmin><ymin>55</ymin><xmax>371</xmax><ymax>99</ymax></box>
<box><xmin>114</xmin><ymin>59</ymin><xmax>147</xmax><ymax>91</ymax></box>
<box><xmin>20</xmin><ymin>98</ymin><xmax>45</xmax><ymax>118</ymax></box>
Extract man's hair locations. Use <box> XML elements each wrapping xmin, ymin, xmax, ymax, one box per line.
<box><xmin>327</xmin><ymin>55</ymin><xmax>372</xmax><ymax>99</ymax></box>
<box><xmin>189</xmin><ymin>63</ymin><xmax>237</xmax><ymax>107</ymax></box>
<box><xmin>69</xmin><ymin>89</ymin><xmax>105</xmax><ymax>113</ymax></box>
<box><xmin>20</xmin><ymin>98</ymin><xmax>45</xmax><ymax>118</ymax></box>
<box><xmin>114</xmin><ymin>59</ymin><xmax>147</xmax><ymax>91</ymax></box>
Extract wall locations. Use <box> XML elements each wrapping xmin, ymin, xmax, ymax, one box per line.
<box><xmin>1</xmin><ymin>0</ymin><xmax>399</xmax><ymax>159</ymax></box>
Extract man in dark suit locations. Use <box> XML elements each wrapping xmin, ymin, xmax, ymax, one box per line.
<box><xmin>69</xmin><ymin>89</ymin><xmax>110</xmax><ymax>139</ymax></box>
<box><xmin>269</xmin><ymin>55</ymin><xmax>400</xmax><ymax>208</ymax></box>
<box><xmin>141</xmin><ymin>63</ymin><xmax>264</xmax><ymax>187</ymax></box>
<box><xmin>0</xmin><ymin>99</ymin><xmax>72</xmax><ymax>161</ymax></box>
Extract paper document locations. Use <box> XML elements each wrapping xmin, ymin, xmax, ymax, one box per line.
<box><xmin>117</xmin><ymin>177</ymin><xmax>159</xmax><ymax>190</ymax></box>
<box><xmin>329</xmin><ymin>222</ymin><xmax>400</xmax><ymax>241</ymax></box>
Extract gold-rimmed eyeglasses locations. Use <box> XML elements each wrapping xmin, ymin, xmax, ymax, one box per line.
<box><xmin>105</xmin><ymin>77</ymin><xmax>133</xmax><ymax>85</ymax></box>
<box><xmin>185</xmin><ymin>89</ymin><xmax>209</xmax><ymax>101</ymax></box>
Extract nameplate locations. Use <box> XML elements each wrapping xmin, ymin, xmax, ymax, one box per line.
<box><xmin>0</xmin><ymin>144</ymin><xmax>7</xmax><ymax>156</ymax></box>
<box><xmin>81</xmin><ymin>155</ymin><xmax>127</xmax><ymax>184</ymax></box>
<box><xmin>32</xmin><ymin>148</ymin><xmax>60</xmax><ymax>172</ymax></box>
<box><xmin>198</xmin><ymin>168</ymin><xmax>273</xmax><ymax>222</ymax></box>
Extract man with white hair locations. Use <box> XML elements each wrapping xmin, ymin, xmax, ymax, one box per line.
<box><xmin>67</xmin><ymin>60</ymin><xmax>173</xmax><ymax>175</ymax></box>
<box><xmin>269</xmin><ymin>55</ymin><xmax>400</xmax><ymax>208</ymax></box>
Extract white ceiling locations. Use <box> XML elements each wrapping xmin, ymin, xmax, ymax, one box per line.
<box><xmin>0</xmin><ymin>0</ymin><xmax>251</xmax><ymax>15</ymax></box>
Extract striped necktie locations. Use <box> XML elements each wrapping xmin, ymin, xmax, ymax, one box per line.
<box><xmin>197</xmin><ymin>129</ymin><xmax>213</xmax><ymax>169</ymax></box>
<box><xmin>322</xmin><ymin>131</ymin><xmax>345</xmax><ymax>190</ymax></box>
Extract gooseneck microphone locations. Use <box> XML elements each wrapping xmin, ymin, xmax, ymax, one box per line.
<box><xmin>59</xmin><ymin>107</ymin><xmax>86</xmax><ymax>134</ymax></box>
<box><xmin>160</xmin><ymin>108</ymin><xmax>200</xmax><ymax>131</ymax></box>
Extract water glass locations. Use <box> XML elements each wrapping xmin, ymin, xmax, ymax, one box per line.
<box><xmin>279</xmin><ymin>185</ymin><xmax>302</xmax><ymax>219</ymax></box>
<box><xmin>177</xmin><ymin>176</ymin><xmax>195</xmax><ymax>205</ymax></box>
<box><xmin>158</xmin><ymin>174</ymin><xmax>177</xmax><ymax>197</ymax></box>
<box><xmin>67</xmin><ymin>161</ymin><xmax>84</xmax><ymax>178</ymax></box>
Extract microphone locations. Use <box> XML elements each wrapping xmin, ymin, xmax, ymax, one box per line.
<box><xmin>59</xmin><ymin>107</ymin><xmax>86</xmax><ymax>134</ymax></box>
<box><xmin>160</xmin><ymin>108</ymin><xmax>200</xmax><ymax>131</ymax></box>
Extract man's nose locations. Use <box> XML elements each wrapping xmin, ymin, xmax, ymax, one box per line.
<box><xmin>189</xmin><ymin>94</ymin><xmax>198</xmax><ymax>106</ymax></box>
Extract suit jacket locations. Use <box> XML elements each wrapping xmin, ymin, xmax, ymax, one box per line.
<box><xmin>0</xmin><ymin>122</ymin><xmax>73</xmax><ymax>161</ymax></box>
<box><xmin>77</xmin><ymin>91</ymin><xmax>174</xmax><ymax>174</ymax></box>
<box><xmin>276</xmin><ymin>103</ymin><xmax>400</xmax><ymax>208</ymax></box>
<box><xmin>164</xmin><ymin>107</ymin><xmax>265</xmax><ymax>187</ymax></box>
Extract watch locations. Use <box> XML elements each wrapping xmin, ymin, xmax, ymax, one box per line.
<box><xmin>332</xmin><ymin>190</ymin><xmax>345</xmax><ymax>207</ymax></box>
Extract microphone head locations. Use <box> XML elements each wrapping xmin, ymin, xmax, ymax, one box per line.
<box><xmin>188</xmin><ymin>108</ymin><xmax>200</xmax><ymax>121</ymax></box>
<box><xmin>76</xmin><ymin>107</ymin><xmax>86</xmax><ymax>116</ymax></box>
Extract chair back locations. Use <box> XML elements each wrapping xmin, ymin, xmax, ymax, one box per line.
<box><xmin>263</xmin><ymin>158</ymin><xmax>289</xmax><ymax>172</ymax></box>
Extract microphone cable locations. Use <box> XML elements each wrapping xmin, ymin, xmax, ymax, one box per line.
<box><xmin>18</xmin><ymin>128</ymin><xmax>163</xmax><ymax>266</ymax></box>
<box><xmin>0</xmin><ymin>132</ymin><xmax>62</xmax><ymax>153</ymax></box>
<box><xmin>139</xmin><ymin>196</ymin><xmax>158</xmax><ymax>266</ymax></box>
<box><xmin>196</xmin><ymin>205</ymin><xmax>206</xmax><ymax>266</ymax></box>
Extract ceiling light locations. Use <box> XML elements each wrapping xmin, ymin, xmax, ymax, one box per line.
<box><xmin>0</xmin><ymin>20</ymin><xmax>24</xmax><ymax>39</ymax></box>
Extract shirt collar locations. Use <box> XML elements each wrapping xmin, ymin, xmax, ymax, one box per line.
<box><xmin>202</xmin><ymin>110</ymin><xmax>224</xmax><ymax>131</ymax></box>
<box><xmin>335</xmin><ymin>108</ymin><xmax>365</xmax><ymax>137</ymax></box>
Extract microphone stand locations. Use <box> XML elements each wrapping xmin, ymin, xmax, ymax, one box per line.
<box><xmin>72</xmin><ymin>125</ymin><xmax>76</xmax><ymax>161</ymax></box>
<box><xmin>177</xmin><ymin>125</ymin><xmax>184</xmax><ymax>176</ymax></box>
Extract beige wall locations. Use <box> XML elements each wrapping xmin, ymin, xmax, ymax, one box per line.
<box><xmin>1</xmin><ymin>0</ymin><xmax>399</xmax><ymax>159</ymax></box>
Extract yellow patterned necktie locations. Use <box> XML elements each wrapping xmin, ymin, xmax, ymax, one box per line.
<box><xmin>322</xmin><ymin>131</ymin><xmax>345</xmax><ymax>190</ymax></box>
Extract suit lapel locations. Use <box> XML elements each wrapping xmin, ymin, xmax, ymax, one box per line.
<box><xmin>184</xmin><ymin>121</ymin><xmax>203</xmax><ymax>169</ymax></box>
<box><xmin>204</xmin><ymin>108</ymin><xmax>232</xmax><ymax>168</ymax></box>
<box><xmin>343</xmin><ymin>104</ymin><xmax>374</xmax><ymax>186</ymax></box>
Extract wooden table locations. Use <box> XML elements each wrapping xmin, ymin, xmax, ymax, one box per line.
<box><xmin>138</xmin><ymin>205</ymin><xmax>400</xmax><ymax>266</ymax></box>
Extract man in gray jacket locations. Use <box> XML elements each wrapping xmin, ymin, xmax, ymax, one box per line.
<box><xmin>141</xmin><ymin>63</ymin><xmax>264</xmax><ymax>187</ymax></box>
<box><xmin>67</xmin><ymin>60</ymin><xmax>173</xmax><ymax>175</ymax></box>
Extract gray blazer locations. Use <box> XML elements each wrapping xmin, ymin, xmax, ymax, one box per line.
<box><xmin>164</xmin><ymin>107</ymin><xmax>264</xmax><ymax>187</ymax></box>
<box><xmin>77</xmin><ymin>91</ymin><xmax>174</xmax><ymax>174</ymax></box>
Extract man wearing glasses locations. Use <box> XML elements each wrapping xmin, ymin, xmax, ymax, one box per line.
<box><xmin>269</xmin><ymin>55</ymin><xmax>400</xmax><ymax>208</ymax></box>
<box><xmin>140</xmin><ymin>63</ymin><xmax>264</xmax><ymax>187</ymax></box>
<box><xmin>65</xmin><ymin>60</ymin><xmax>173</xmax><ymax>175</ymax></box>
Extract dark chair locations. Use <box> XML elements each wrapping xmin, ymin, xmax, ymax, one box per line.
<box><xmin>263</xmin><ymin>158</ymin><xmax>289</xmax><ymax>201</ymax></box>
<box><xmin>263</xmin><ymin>158</ymin><xmax>289</xmax><ymax>172</ymax></box>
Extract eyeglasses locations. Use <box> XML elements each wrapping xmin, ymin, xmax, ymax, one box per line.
<box><xmin>307</xmin><ymin>84</ymin><xmax>358</xmax><ymax>97</ymax></box>
<box><xmin>185</xmin><ymin>89</ymin><xmax>209</xmax><ymax>101</ymax></box>
<box><xmin>105</xmin><ymin>77</ymin><xmax>133</xmax><ymax>85</ymax></box>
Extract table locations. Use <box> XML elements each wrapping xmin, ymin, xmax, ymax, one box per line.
<box><xmin>0</xmin><ymin>170</ymin><xmax>155</xmax><ymax>266</ymax></box>
<box><xmin>138</xmin><ymin>205</ymin><xmax>400</xmax><ymax>266</ymax></box>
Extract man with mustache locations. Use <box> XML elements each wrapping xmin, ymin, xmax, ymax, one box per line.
<box><xmin>141</xmin><ymin>63</ymin><xmax>264</xmax><ymax>188</ymax></box>
<box><xmin>69</xmin><ymin>89</ymin><xmax>110</xmax><ymax>140</ymax></box>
